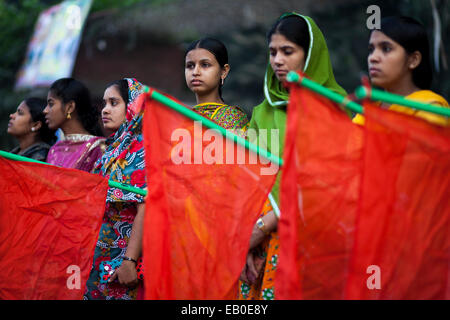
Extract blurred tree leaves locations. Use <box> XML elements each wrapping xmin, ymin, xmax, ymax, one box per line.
<box><xmin>0</xmin><ymin>0</ymin><xmax>58</xmax><ymax>150</ymax></box>
<box><xmin>0</xmin><ymin>0</ymin><xmax>150</xmax><ymax>150</ymax></box>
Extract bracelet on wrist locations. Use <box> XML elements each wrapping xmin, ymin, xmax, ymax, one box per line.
<box><xmin>122</xmin><ymin>256</ymin><xmax>137</xmax><ymax>264</ymax></box>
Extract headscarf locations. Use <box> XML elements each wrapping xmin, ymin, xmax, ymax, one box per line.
<box><xmin>249</xmin><ymin>12</ymin><xmax>346</xmax><ymax>205</ymax></box>
<box><xmin>94</xmin><ymin>78</ymin><xmax>146</xmax><ymax>203</ymax></box>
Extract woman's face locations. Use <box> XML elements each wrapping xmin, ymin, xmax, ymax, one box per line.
<box><xmin>102</xmin><ymin>85</ymin><xmax>127</xmax><ymax>132</ymax></box>
<box><xmin>368</xmin><ymin>31</ymin><xmax>416</xmax><ymax>90</ymax></box>
<box><xmin>43</xmin><ymin>91</ymin><xmax>67</xmax><ymax>130</ymax></box>
<box><xmin>269</xmin><ymin>33</ymin><xmax>306</xmax><ymax>82</ymax></box>
<box><xmin>7</xmin><ymin>101</ymin><xmax>33</xmax><ymax>137</ymax></box>
<box><xmin>185</xmin><ymin>48</ymin><xmax>226</xmax><ymax>96</ymax></box>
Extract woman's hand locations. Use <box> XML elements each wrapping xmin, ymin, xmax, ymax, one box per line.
<box><xmin>240</xmin><ymin>210</ymin><xmax>279</xmax><ymax>286</ymax></box>
<box><xmin>109</xmin><ymin>260</ymin><xmax>138</xmax><ymax>287</ymax></box>
<box><xmin>239</xmin><ymin>249</ymin><xmax>267</xmax><ymax>285</ymax></box>
<box><xmin>108</xmin><ymin>203</ymin><xmax>145</xmax><ymax>287</ymax></box>
<box><xmin>239</xmin><ymin>251</ymin><xmax>258</xmax><ymax>285</ymax></box>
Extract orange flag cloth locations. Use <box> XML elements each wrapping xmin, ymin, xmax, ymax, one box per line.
<box><xmin>142</xmin><ymin>91</ymin><xmax>277</xmax><ymax>299</ymax></box>
<box><xmin>346</xmin><ymin>102</ymin><xmax>450</xmax><ymax>299</ymax></box>
<box><xmin>277</xmin><ymin>86</ymin><xmax>363</xmax><ymax>299</ymax></box>
<box><xmin>0</xmin><ymin>157</ymin><xmax>108</xmax><ymax>299</ymax></box>
<box><xmin>277</xmin><ymin>84</ymin><xmax>449</xmax><ymax>299</ymax></box>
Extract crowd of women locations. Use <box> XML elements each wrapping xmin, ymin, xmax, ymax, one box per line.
<box><xmin>5</xmin><ymin>12</ymin><xmax>449</xmax><ymax>300</ymax></box>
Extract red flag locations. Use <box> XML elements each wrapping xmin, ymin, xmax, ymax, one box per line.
<box><xmin>278</xmin><ymin>83</ymin><xmax>450</xmax><ymax>300</ymax></box>
<box><xmin>277</xmin><ymin>85</ymin><xmax>363</xmax><ymax>299</ymax></box>
<box><xmin>345</xmin><ymin>102</ymin><xmax>450</xmax><ymax>299</ymax></box>
<box><xmin>0</xmin><ymin>157</ymin><xmax>107</xmax><ymax>299</ymax></box>
<box><xmin>142</xmin><ymin>91</ymin><xmax>277</xmax><ymax>299</ymax></box>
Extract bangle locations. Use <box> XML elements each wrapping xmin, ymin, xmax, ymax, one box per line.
<box><xmin>122</xmin><ymin>256</ymin><xmax>137</xmax><ymax>264</ymax></box>
<box><xmin>256</xmin><ymin>218</ymin><xmax>271</xmax><ymax>236</ymax></box>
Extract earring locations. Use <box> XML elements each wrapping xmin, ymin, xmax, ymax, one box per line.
<box><xmin>31</xmin><ymin>127</ymin><xmax>35</xmax><ymax>132</ymax></box>
<box><xmin>221</xmin><ymin>78</ymin><xmax>224</xmax><ymax>86</ymax></box>
<box><xmin>67</xmin><ymin>112</ymin><xmax>71</xmax><ymax>120</ymax></box>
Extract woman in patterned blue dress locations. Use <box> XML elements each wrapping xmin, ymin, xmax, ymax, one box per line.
<box><xmin>84</xmin><ymin>78</ymin><xmax>147</xmax><ymax>300</ymax></box>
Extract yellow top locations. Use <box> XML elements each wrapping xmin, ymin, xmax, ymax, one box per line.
<box><xmin>352</xmin><ymin>90</ymin><xmax>449</xmax><ymax>126</ymax></box>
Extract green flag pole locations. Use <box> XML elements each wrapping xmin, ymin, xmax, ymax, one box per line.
<box><xmin>0</xmin><ymin>149</ymin><xmax>47</xmax><ymax>165</ymax></box>
<box><xmin>1</xmin><ymin>86</ymin><xmax>285</xmax><ymax>196</ymax></box>
<box><xmin>355</xmin><ymin>86</ymin><xmax>450</xmax><ymax>117</ymax></box>
<box><xmin>144</xmin><ymin>86</ymin><xmax>284</xmax><ymax>167</ymax></box>
<box><xmin>286</xmin><ymin>71</ymin><xmax>364</xmax><ymax>115</ymax></box>
<box><xmin>0</xmin><ymin>150</ymin><xmax>147</xmax><ymax>196</ymax></box>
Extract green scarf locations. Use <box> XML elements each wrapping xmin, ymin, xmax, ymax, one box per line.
<box><xmin>249</xmin><ymin>12</ymin><xmax>346</xmax><ymax>207</ymax></box>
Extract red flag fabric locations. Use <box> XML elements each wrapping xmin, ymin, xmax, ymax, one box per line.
<box><xmin>142</xmin><ymin>91</ymin><xmax>277</xmax><ymax>299</ymax></box>
<box><xmin>277</xmin><ymin>85</ymin><xmax>363</xmax><ymax>299</ymax></box>
<box><xmin>277</xmin><ymin>83</ymin><xmax>450</xmax><ymax>300</ymax></box>
<box><xmin>0</xmin><ymin>157</ymin><xmax>108</xmax><ymax>299</ymax></box>
<box><xmin>345</xmin><ymin>102</ymin><xmax>450</xmax><ymax>299</ymax></box>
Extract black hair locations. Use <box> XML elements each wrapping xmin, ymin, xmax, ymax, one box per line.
<box><xmin>106</xmin><ymin>79</ymin><xmax>129</xmax><ymax>105</ymax></box>
<box><xmin>25</xmin><ymin>97</ymin><xmax>56</xmax><ymax>145</ymax></box>
<box><xmin>185</xmin><ymin>37</ymin><xmax>229</xmax><ymax>101</ymax></box>
<box><xmin>267</xmin><ymin>15</ymin><xmax>311</xmax><ymax>57</ymax></box>
<box><xmin>375</xmin><ymin>16</ymin><xmax>432</xmax><ymax>89</ymax></box>
<box><xmin>49</xmin><ymin>78</ymin><xmax>103</xmax><ymax>136</ymax></box>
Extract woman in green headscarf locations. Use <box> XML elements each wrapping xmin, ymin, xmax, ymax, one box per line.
<box><xmin>239</xmin><ymin>13</ymin><xmax>346</xmax><ymax>300</ymax></box>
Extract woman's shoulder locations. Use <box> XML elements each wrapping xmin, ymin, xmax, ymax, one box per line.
<box><xmin>221</xmin><ymin>104</ymin><xmax>248</xmax><ymax>117</ymax></box>
<box><xmin>27</xmin><ymin>143</ymin><xmax>51</xmax><ymax>162</ymax></box>
<box><xmin>389</xmin><ymin>90</ymin><xmax>449</xmax><ymax>126</ymax></box>
<box><xmin>18</xmin><ymin>142</ymin><xmax>51</xmax><ymax>160</ymax></box>
<box><xmin>214</xmin><ymin>104</ymin><xmax>249</xmax><ymax>129</ymax></box>
<box><xmin>407</xmin><ymin>90</ymin><xmax>449</xmax><ymax>107</ymax></box>
<box><xmin>88</xmin><ymin>135</ymin><xmax>107</xmax><ymax>143</ymax></box>
<box><xmin>86</xmin><ymin>136</ymin><xmax>107</xmax><ymax>154</ymax></box>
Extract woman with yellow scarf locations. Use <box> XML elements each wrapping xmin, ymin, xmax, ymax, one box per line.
<box><xmin>353</xmin><ymin>16</ymin><xmax>449</xmax><ymax>126</ymax></box>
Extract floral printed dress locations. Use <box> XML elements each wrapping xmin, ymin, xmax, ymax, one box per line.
<box><xmin>84</xmin><ymin>78</ymin><xmax>146</xmax><ymax>300</ymax></box>
<box><xmin>84</xmin><ymin>202</ymin><xmax>141</xmax><ymax>300</ymax></box>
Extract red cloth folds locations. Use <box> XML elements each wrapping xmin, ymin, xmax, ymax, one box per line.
<box><xmin>142</xmin><ymin>91</ymin><xmax>277</xmax><ymax>299</ymax></box>
<box><xmin>346</xmin><ymin>102</ymin><xmax>450</xmax><ymax>299</ymax></box>
<box><xmin>0</xmin><ymin>158</ymin><xmax>108</xmax><ymax>299</ymax></box>
<box><xmin>277</xmin><ymin>86</ymin><xmax>363</xmax><ymax>299</ymax></box>
<box><xmin>277</xmin><ymin>83</ymin><xmax>450</xmax><ymax>299</ymax></box>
